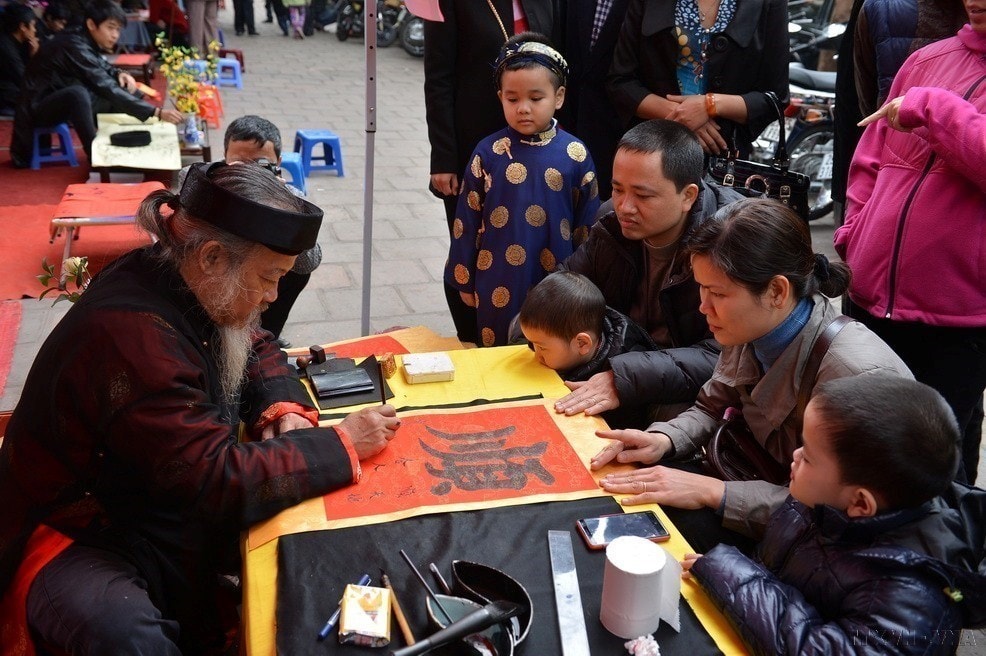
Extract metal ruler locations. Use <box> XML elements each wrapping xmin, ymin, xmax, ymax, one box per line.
<box><xmin>548</xmin><ymin>530</ymin><xmax>592</xmax><ymax>656</ymax></box>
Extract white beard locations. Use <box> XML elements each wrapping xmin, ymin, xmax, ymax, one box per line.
<box><xmin>196</xmin><ymin>270</ymin><xmax>265</xmax><ymax>405</ymax></box>
<box><xmin>216</xmin><ymin>322</ymin><xmax>255</xmax><ymax>405</ymax></box>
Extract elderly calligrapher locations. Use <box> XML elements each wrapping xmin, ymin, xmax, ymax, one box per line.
<box><xmin>0</xmin><ymin>162</ymin><xmax>400</xmax><ymax>654</ymax></box>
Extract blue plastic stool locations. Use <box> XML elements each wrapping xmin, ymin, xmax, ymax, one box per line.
<box><xmin>31</xmin><ymin>123</ymin><xmax>79</xmax><ymax>170</ymax></box>
<box><xmin>279</xmin><ymin>151</ymin><xmax>307</xmax><ymax>194</ymax></box>
<box><xmin>185</xmin><ymin>58</ymin><xmax>210</xmax><ymax>81</ymax></box>
<box><xmin>293</xmin><ymin>129</ymin><xmax>344</xmax><ymax>177</ymax></box>
<box><xmin>216</xmin><ymin>57</ymin><xmax>243</xmax><ymax>89</ymax></box>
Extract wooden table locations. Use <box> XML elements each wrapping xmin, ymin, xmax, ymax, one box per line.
<box><xmin>90</xmin><ymin>113</ymin><xmax>212</xmax><ymax>183</ymax></box>
<box><xmin>48</xmin><ymin>181</ymin><xmax>164</xmax><ymax>281</ymax></box>
<box><xmin>241</xmin><ymin>331</ymin><xmax>747</xmax><ymax>655</ymax></box>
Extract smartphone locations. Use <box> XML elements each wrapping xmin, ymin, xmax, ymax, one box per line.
<box><xmin>575</xmin><ymin>511</ymin><xmax>670</xmax><ymax>550</ymax></box>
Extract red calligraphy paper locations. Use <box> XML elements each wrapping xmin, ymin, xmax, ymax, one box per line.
<box><xmin>328</xmin><ymin>334</ymin><xmax>410</xmax><ymax>359</ymax></box>
<box><xmin>324</xmin><ymin>404</ymin><xmax>596</xmax><ymax>520</ymax></box>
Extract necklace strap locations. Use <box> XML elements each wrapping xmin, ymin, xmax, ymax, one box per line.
<box><xmin>485</xmin><ymin>0</ymin><xmax>509</xmax><ymax>42</ymax></box>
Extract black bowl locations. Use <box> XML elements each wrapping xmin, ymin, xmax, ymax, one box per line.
<box><xmin>450</xmin><ymin>560</ymin><xmax>533</xmax><ymax>644</ymax></box>
<box><xmin>425</xmin><ymin>594</ymin><xmax>514</xmax><ymax>656</ymax></box>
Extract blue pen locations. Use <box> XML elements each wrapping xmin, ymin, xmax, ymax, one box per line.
<box><xmin>317</xmin><ymin>573</ymin><xmax>372</xmax><ymax>641</ymax></box>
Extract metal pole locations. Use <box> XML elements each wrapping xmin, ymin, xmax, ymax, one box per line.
<box><xmin>360</xmin><ymin>0</ymin><xmax>378</xmax><ymax>335</ymax></box>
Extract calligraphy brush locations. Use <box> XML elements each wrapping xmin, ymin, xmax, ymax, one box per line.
<box><xmin>429</xmin><ymin>562</ymin><xmax>451</xmax><ymax>594</ymax></box>
<box><xmin>399</xmin><ymin>549</ymin><xmax>454</xmax><ymax>624</ymax></box>
<box><xmin>379</xmin><ymin>361</ymin><xmax>387</xmax><ymax>405</ymax></box>
<box><xmin>381</xmin><ymin>570</ymin><xmax>416</xmax><ymax>646</ymax></box>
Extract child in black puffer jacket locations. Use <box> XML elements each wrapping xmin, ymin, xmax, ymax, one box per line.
<box><xmin>684</xmin><ymin>375</ymin><xmax>986</xmax><ymax>655</ymax></box>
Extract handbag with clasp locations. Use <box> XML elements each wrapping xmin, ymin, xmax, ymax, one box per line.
<box><xmin>707</xmin><ymin>91</ymin><xmax>811</xmax><ymax>222</ymax></box>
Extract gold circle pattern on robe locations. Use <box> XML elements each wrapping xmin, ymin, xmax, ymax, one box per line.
<box><xmin>567</xmin><ymin>142</ymin><xmax>588</xmax><ymax>162</ymax></box>
<box><xmin>505</xmin><ymin>244</ymin><xmax>527</xmax><ymax>266</ymax></box>
<box><xmin>540</xmin><ymin>248</ymin><xmax>556</xmax><ymax>271</ymax></box>
<box><xmin>481</xmin><ymin>327</ymin><xmax>497</xmax><ymax>347</ymax></box>
<box><xmin>574</xmin><ymin>225</ymin><xmax>589</xmax><ymax>244</ymax></box>
<box><xmin>525</xmin><ymin>204</ymin><xmax>546</xmax><ymax>227</ymax></box>
<box><xmin>489</xmin><ymin>205</ymin><xmax>509</xmax><ymax>228</ymax></box>
<box><xmin>467</xmin><ymin>191</ymin><xmax>481</xmax><ymax>211</ymax></box>
<box><xmin>492</xmin><ymin>137</ymin><xmax>511</xmax><ymax>155</ymax></box>
<box><xmin>477</xmin><ymin>249</ymin><xmax>494</xmax><ymax>270</ymax></box>
<box><xmin>470</xmin><ymin>154</ymin><xmax>483</xmax><ymax>178</ymax></box>
<box><xmin>559</xmin><ymin>218</ymin><xmax>572</xmax><ymax>241</ymax></box>
<box><xmin>505</xmin><ymin>162</ymin><xmax>528</xmax><ymax>184</ymax></box>
<box><xmin>491</xmin><ymin>286</ymin><xmax>510</xmax><ymax>308</ymax></box>
<box><xmin>452</xmin><ymin>218</ymin><xmax>464</xmax><ymax>239</ymax></box>
<box><xmin>454</xmin><ymin>264</ymin><xmax>470</xmax><ymax>284</ymax></box>
<box><xmin>544</xmin><ymin>168</ymin><xmax>564</xmax><ymax>191</ymax></box>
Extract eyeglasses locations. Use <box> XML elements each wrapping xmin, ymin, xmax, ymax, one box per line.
<box><xmin>254</xmin><ymin>158</ymin><xmax>282</xmax><ymax>177</ymax></box>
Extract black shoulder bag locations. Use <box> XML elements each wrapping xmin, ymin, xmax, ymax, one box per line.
<box><xmin>703</xmin><ymin>315</ymin><xmax>853</xmax><ymax>485</ymax></box>
<box><xmin>707</xmin><ymin>91</ymin><xmax>812</xmax><ymax>222</ymax></box>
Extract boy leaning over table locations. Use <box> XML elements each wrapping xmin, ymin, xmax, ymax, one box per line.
<box><xmin>683</xmin><ymin>376</ymin><xmax>986</xmax><ymax>655</ymax></box>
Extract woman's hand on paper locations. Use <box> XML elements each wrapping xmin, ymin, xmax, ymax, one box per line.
<box><xmin>590</xmin><ymin>429</ymin><xmax>670</xmax><ymax>469</ymax></box>
<box><xmin>599</xmin><ymin>465</ymin><xmax>725</xmax><ymax>511</ymax></box>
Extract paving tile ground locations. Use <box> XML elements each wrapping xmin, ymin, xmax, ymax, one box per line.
<box><xmin>2</xmin><ymin>17</ymin><xmax>985</xmax><ymax>650</ymax></box>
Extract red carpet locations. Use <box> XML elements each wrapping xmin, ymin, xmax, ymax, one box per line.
<box><xmin>0</xmin><ymin>301</ymin><xmax>21</xmax><ymax>398</ymax></box>
<box><xmin>0</xmin><ymin>203</ymin><xmax>152</xmax><ymax>300</ymax></box>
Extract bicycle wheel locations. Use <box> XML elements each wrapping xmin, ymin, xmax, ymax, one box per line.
<box><xmin>787</xmin><ymin>123</ymin><xmax>834</xmax><ymax>221</ymax></box>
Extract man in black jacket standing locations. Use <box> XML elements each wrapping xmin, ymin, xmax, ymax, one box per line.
<box><xmin>556</xmin><ymin>120</ymin><xmax>741</xmax><ymax>427</ymax></box>
<box><xmin>9</xmin><ymin>0</ymin><xmax>182</xmax><ymax>168</ymax></box>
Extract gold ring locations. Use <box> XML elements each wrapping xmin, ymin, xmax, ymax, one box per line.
<box><xmin>642</xmin><ymin>482</ymin><xmax>648</xmax><ymax>493</ymax></box>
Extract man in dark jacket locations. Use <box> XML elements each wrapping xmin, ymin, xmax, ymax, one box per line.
<box><xmin>0</xmin><ymin>163</ymin><xmax>400</xmax><ymax>654</ymax></box>
<box><xmin>555</xmin><ymin>120</ymin><xmax>742</xmax><ymax>427</ymax></box>
<box><xmin>8</xmin><ymin>0</ymin><xmax>181</xmax><ymax>167</ymax></box>
<box><xmin>0</xmin><ymin>4</ymin><xmax>39</xmax><ymax>116</ymax></box>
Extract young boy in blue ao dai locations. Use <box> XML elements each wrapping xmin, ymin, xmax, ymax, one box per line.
<box><xmin>445</xmin><ymin>32</ymin><xmax>600</xmax><ymax>347</ymax></box>
<box><xmin>683</xmin><ymin>376</ymin><xmax>986</xmax><ymax>655</ymax></box>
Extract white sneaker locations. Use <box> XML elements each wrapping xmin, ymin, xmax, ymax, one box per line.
<box><xmin>324</xmin><ymin>22</ymin><xmax>337</xmax><ymax>32</ymax></box>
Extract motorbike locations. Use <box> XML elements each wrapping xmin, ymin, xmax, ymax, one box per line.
<box><xmin>397</xmin><ymin>3</ymin><xmax>425</xmax><ymax>57</ymax></box>
<box><xmin>336</xmin><ymin>0</ymin><xmax>400</xmax><ymax>46</ymax></box>
<box><xmin>752</xmin><ymin>62</ymin><xmax>836</xmax><ymax>221</ymax></box>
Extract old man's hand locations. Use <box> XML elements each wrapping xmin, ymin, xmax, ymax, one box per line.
<box><xmin>339</xmin><ymin>404</ymin><xmax>401</xmax><ymax>460</ymax></box>
<box><xmin>261</xmin><ymin>412</ymin><xmax>315</xmax><ymax>440</ymax></box>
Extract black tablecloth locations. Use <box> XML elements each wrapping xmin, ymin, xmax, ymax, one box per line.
<box><xmin>276</xmin><ymin>497</ymin><xmax>725</xmax><ymax>655</ymax></box>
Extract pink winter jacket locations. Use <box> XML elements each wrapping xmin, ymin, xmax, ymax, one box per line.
<box><xmin>835</xmin><ymin>24</ymin><xmax>986</xmax><ymax>327</ymax></box>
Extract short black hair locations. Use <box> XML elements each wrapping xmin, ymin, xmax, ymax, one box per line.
<box><xmin>2</xmin><ymin>4</ymin><xmax>37</xmax><ymax>34</ymax></box>
<box><xmin>43</xmin><ymin>3</ymin><xmax>72</xmax><ymax>22</ymax></box>
<box><xmin>224</xmin><ymin>115</ymin><xmax>283</xmax><ymax>158</ymax></box>
<box><xmin>616</xmin><ymin>120</ymin><xmax>703</xmax><ymax>191</ymax></box>
<box><xmin>85</xmin><ymin>0</ymin><xmax>126</xmax><ymax>27</ymax></box>
<box><xmin>495</xmin><ymin>31</ymin><xmax>566</xmax><ymax>90</ymax></box>
<box><xmin>519</xmin><ymin>271</ymin><xmax>605</xmax><ymax>340</ymax></box>
<box><xmin>685</xmin><ymin>197</ymin><xmax>852</xmax><ymax>299</ymax></box>
<box><xmin>810</xmin><ymin>376</ymin><xmax>959</xmax><ymax>511</ymax></box>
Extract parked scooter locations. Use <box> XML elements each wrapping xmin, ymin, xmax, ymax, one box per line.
<box><xmin>336</xmin><ymin>0</ymin><xmax>400</xmax><ymax>46</ymax></box>
<box><xmin>752</xmin><ymin>62</ymin><xmax>836</xmax><ymax>221</ymax></box>
<box><xmin>397</xmin><ymin>3</ymin><xmax>424</xmax><ymax>57</ymax></box>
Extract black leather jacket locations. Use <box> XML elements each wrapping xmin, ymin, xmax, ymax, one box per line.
<box><xmin>692</xmin><ymin>485</ymin><xmax>986</xmax><ymax>654</ymax></box>
<box><xmin>559</xmin><ymin>180</ymin><xmax>742</xmax><ymax>410</ymax></box>
<box><xmin>17</xmin><ymin>26</ymin><xmax>155</xmax><ymax>120</ymax></box>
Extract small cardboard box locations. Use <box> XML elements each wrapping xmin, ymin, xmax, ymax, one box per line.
<box><xmin>339</xmin><ymin>584</ymin><xmax>391</xmax><ymax>647</ymax></box>
<box><xmin>401</xmin><ymin>352</ymin><xmax>455</xmax><ymax>384</ymax></box>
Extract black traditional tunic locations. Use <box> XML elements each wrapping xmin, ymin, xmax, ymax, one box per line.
<box><xmin>0</xmin><ymin>245</ymin><xmax>355</xmax><ymax>649</ymax></box>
